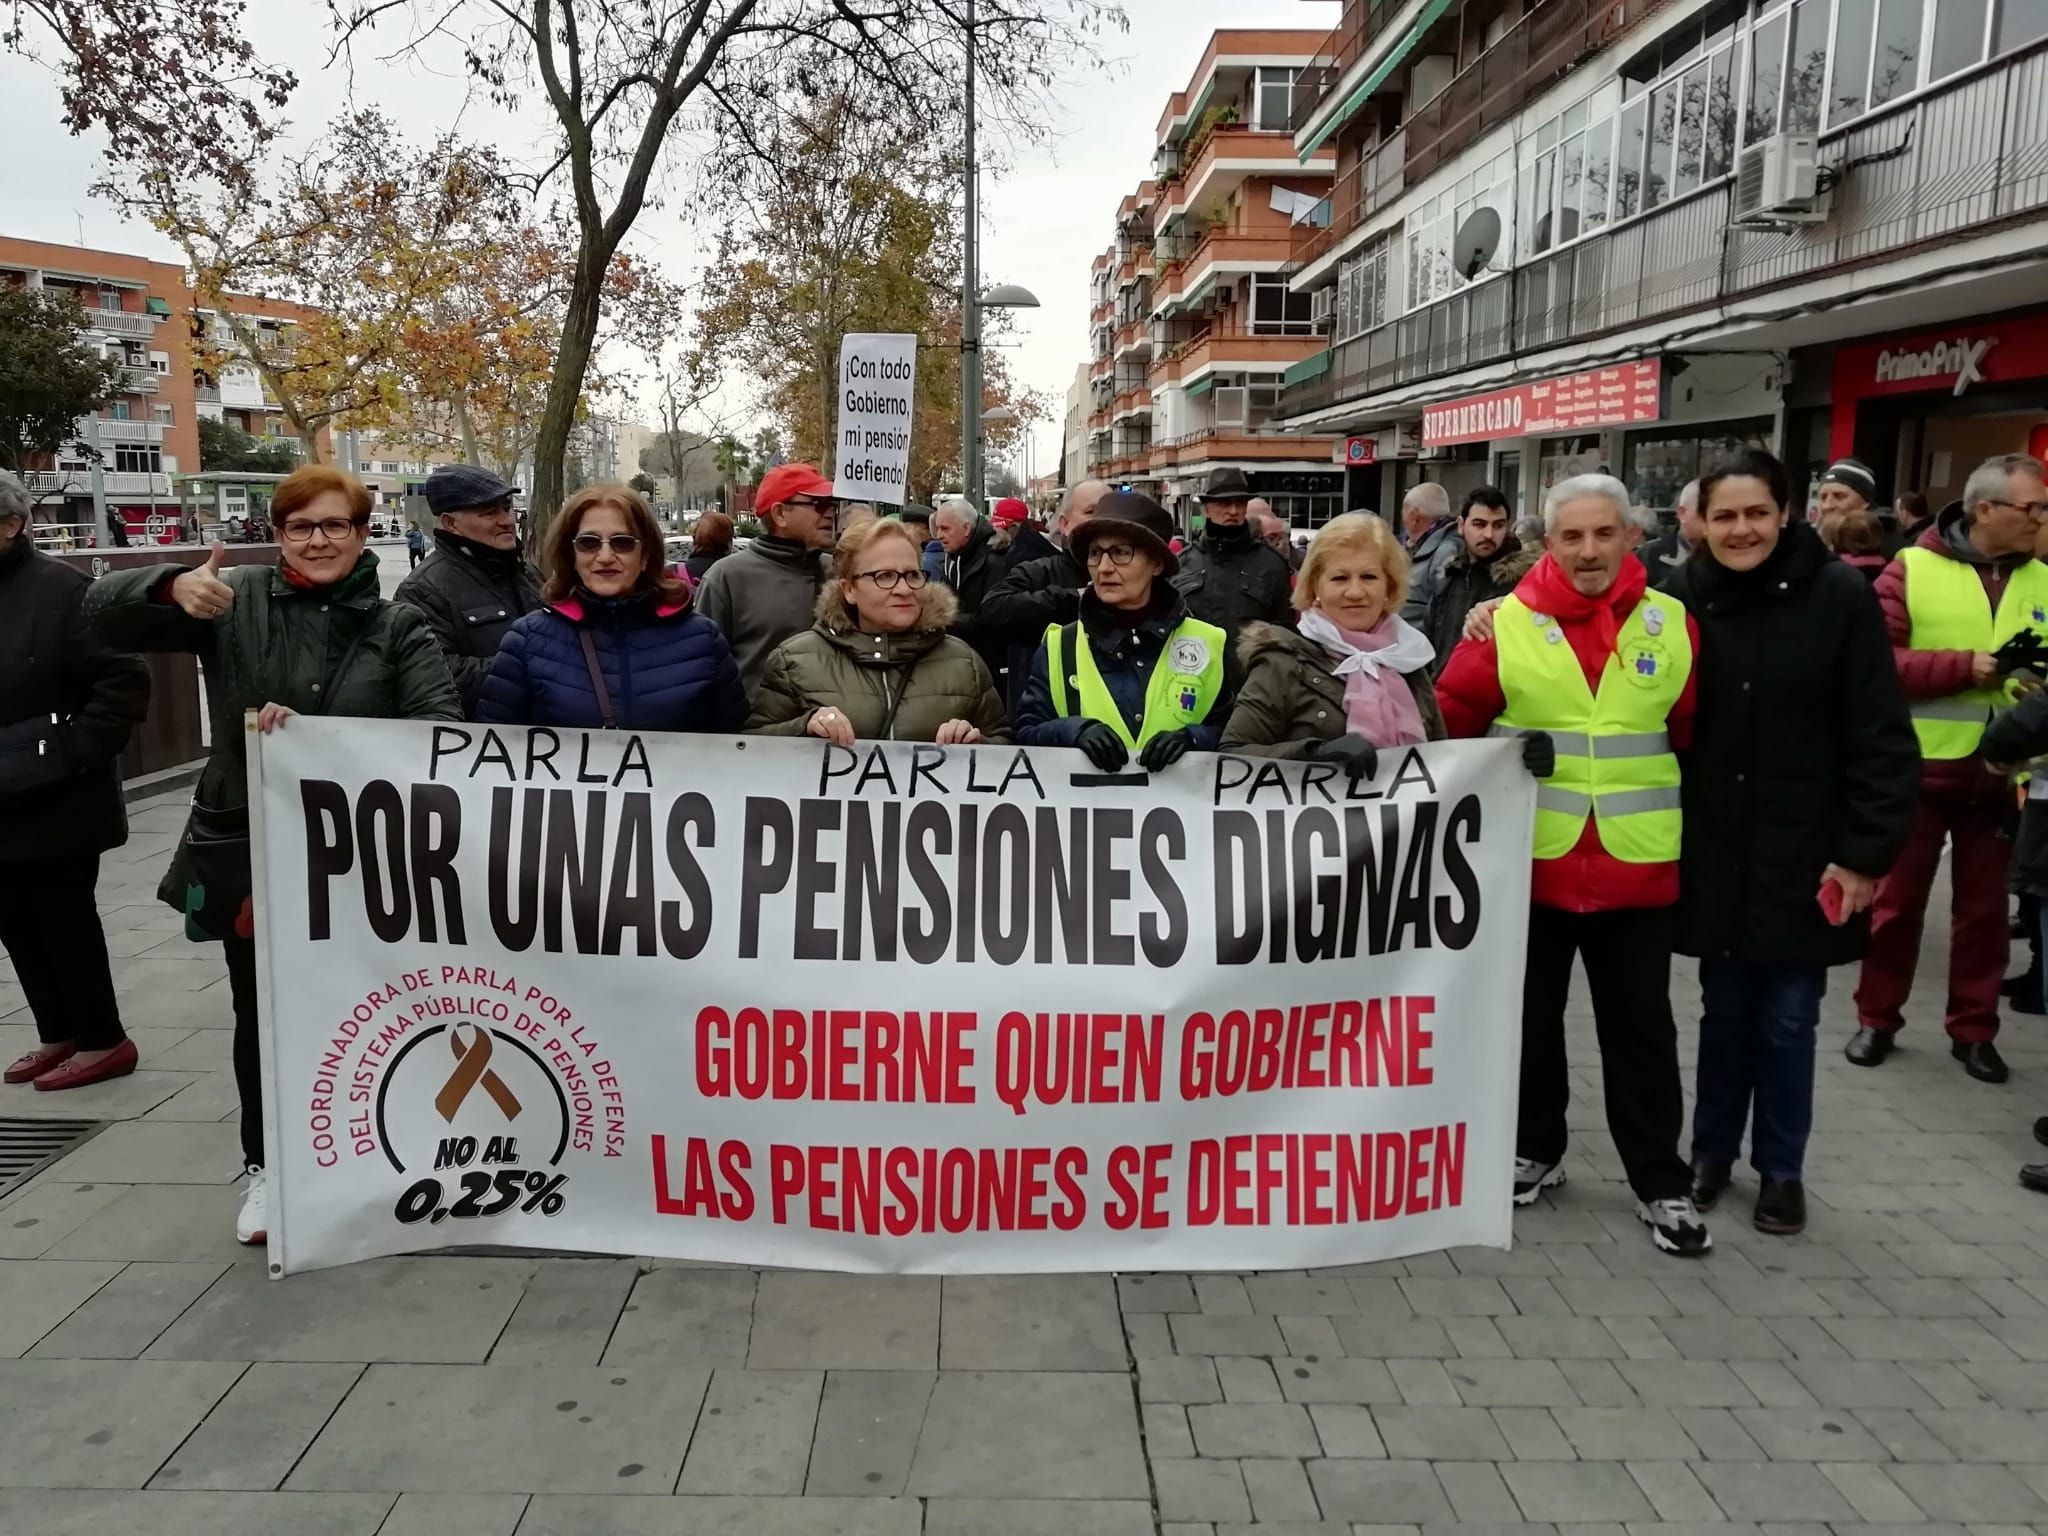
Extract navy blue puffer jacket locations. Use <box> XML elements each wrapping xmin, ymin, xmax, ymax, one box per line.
<box><xmin>476</xmin><ymin>591</ymin><xmax>747</xmax><ymax>733</ymax></box>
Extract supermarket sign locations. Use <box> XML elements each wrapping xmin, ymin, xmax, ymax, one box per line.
<box><xmin>1422</xmin><ymin>360</ymin><xmax>1663</xmax><ymax>447</ymax></box>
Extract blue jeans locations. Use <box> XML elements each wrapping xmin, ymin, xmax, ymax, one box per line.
<box><xmin>1691</xmin><ymin>957</ymin><xmax>1828</xmax><ymax>1181</ymax></box>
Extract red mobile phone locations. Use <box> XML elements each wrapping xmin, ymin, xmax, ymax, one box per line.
<box><xmin>1818</xmin><ymin>878</ymin><xmax>1848</xmax><ymax>927</ymax></box>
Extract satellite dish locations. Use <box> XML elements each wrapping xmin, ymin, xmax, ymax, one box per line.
<box><xmin>1453</xmin><ymin>206</ymin><xmax>1503</xmax><ymax>280</ymax></box>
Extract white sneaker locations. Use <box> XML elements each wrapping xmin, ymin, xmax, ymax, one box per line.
<box><xmin>235</xmin><ymin>1165</ymin><xmax>268</xmax><ymax>1246</ymax></box>
<box><xmin>1513</xmin><ymin>1157</ymin><xmax>1565</xmax><ymax>1206</ymax></box>
<box><xmin>1636</xmin><ymin>1196</ymin><xmax>1713</xmax><ymax>1257</ymax></box>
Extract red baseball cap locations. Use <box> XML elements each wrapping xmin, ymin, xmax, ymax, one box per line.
<box><xmin>755</xmin><ymin>463</ymin><xmax>837</xmax><ymax>515</ymax></box>
<box><xmin>992</xmin><ymin>497</ymin><xmax>1030</xmax><ymax>527</ymax></box>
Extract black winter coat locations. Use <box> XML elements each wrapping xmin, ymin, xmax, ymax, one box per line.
<box><xmin>1173</xmin><ymin>525</ymin><xmax>1294</xmax><ymax>636</ymax></box>
<box><xmin>979</xmin><ymin>547</ymin><xmax>1089</xmax><ymax>711</ymax></box>
<box><xmin>1983</xmin><ymin>689</ymin><xmax>2048</xmax><ymax>897</ymax></box>
<box><xmin>941</xmin><ymin>521</ymin><xmax>1009</xmax><ymax>684</ymax></box>
<box><xmin>0</xmin><ymin>538</ymin><xmax>150</xmax><ymax>861</ymax></box>
<box><xmin>391</xmin><ymin>530</ymin><xmax>544</xmax><ymax>716</ymax></box>
<box><xmin>1663</xmin><ymin>522</ymin><xmax>1920</xmax><ymax>967</ymax></box>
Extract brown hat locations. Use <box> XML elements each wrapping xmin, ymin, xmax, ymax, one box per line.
<box><xmin>1071</xmin><ymin>492</ymin><xmax>1179</xmax><ymax>577</ymax></box>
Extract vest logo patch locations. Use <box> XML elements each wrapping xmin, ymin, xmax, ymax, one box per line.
<box><xmin>1179</xmin><ymin>686</ymin><xmax>1199</xmax><ymax>712</ymax></box>
<box><xmin>2032</xmin><ymin>606</ymin><xmax>2045</xmax><ymax>625</ymax></box>
<box><xmin>1169</xmin><ymin>636</ymin><xmax>1211</xmax><ymax>674</ymax></box>
<box><xmin>1624</xmin><ymin>636</ymin><xmax>1674</xmax><ymax>688</ymax></box>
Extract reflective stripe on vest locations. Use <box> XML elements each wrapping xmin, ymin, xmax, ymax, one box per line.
<box><xmin>1899</xmin><ymin>547</ymin><xmax>2048</xmax><ymax>760</ymax></box>
<box><xmin>1044</xmin><ymin>617</ymin><xmax>1227</xmax><ymax>751</ymax></box>
<box><xmin>1491</xmin><ymin>591</ymin><xmax>1693</xmax><ymax>864</ymax></box>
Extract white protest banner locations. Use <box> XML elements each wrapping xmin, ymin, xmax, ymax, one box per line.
<box><xmin>252</xmin><ymin>723</ymin><xmax>1533</xmax><ymax>1277</ymax></box>
<box><xmin>834</xmin><ymin>332</ymin><xmax>917</xmax><ymax>505</ymax></box>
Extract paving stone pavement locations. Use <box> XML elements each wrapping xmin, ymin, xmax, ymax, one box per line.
<box><xmin>1</xmin><ymin>797</ymin><xmax>2046</xmax><ymax>1534</ymax></box>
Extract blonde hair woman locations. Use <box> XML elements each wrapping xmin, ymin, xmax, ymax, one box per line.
<box><xmin>1221</xmin><ymin>512</ymin><xmax>1445</xmax><ymax>777</ymax></box>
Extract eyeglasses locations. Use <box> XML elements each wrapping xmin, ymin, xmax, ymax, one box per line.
<box><xmin>783</xmin><ymin>498</ymin><xmax>838</xmax><ymax>515</ymax></box>
<box><xmin>852</xmin><ymin>569</ymin><xmax>929</xmax><ymax>591</ymax></box>
<box><xmin>1085</xmin><ymin>543</ymin><xmax>1139</xmax><ymax>567</ymax></box>
<box><xmin>279</xmin><ymin>517</ymin><xmax>365</xmax><ymax>543</ymax></box>
<box><xmin>572</xmin><ymin>533</ymin><xmax>641</xmax><ymax>555</ymax></box>
<box><xmin>1989</xmin><ymin>499</ymin><xmax>2048</xmax><ymax>519</ymax></box>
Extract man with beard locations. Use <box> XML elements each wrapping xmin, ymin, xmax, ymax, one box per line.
<box><xmin>393</xmin><ymin>464</ymin><xmax>542</xmax><ymax>717</ymax></box>
<box><xmin>1174</xmin><ymin>468</ymin><xmax>1294</xmax><ymax>635</ymax></box>
<box><xmin>1425</xmin><ymin>486</ymin><xmax>1532</xmax><ymax>676</ymax></box>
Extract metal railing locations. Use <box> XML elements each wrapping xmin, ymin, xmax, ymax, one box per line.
<box><xmin>1292</xmin><ymin>129</ymin><xmax>1407</xmax><ymax>276</ymax></box>
<box><xmin>77</xmin><ymin>309</ymin><xmax>158</xmax><ymax>339</ymax></box>
<box><xmin>76</xmin><ymin>419</ymin><xmax>165</xmax><ymax>444</ymax></box>
<box><xmin>1289</xmin><ymin>0</ymin><xmax>1404</xmax><ymax>134</ymax></box>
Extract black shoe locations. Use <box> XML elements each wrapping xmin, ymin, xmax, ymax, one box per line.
<box><xmin>1691</xmin><ymin>1161</ymin><xmax>1732</xmax><ymax>1212</ymax></box>
<box><xmin>1845</xmin><ymin>1029</ymin><xmax>1894</xmax><ymax>1067</ymax></box>
<box><xmin>2035</xmin><ymin>1116</ymin><xmax>2048</xmax><ymax>1148</ymax></box>
<box><xmin>2022</xmin><ymin>1163</ymin><xmax>2048</xmax><ymax>1194</ymax></box>
<box><xmin>2007</xmin><ymin>985</ymin><xmax>2047</xmax><ymax>1016</ymax></box>
<box><xmin>1513</xmin><ymin>1157</ymin><xmax>1565</xmax><ymax>1206</ymax></box>
<box><xmin>1754</xmin><ymin>1177</ymin><xmax>1807</xmax><ymax>1235</ymax></box>
<box><xmin>1952</xmin><ymin>1040</ymin><xmax>2010</xmax><ymax>1083</ymax></box>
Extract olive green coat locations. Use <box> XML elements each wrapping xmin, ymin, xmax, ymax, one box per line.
<box><xmin>1220</xmin><ymin>621</ymin><xmax>1445</xmax><ymax>758</ymax></box>
<box><xmin>746</xmin><ymin>581</ymin><xmax>1010</xmax><ymax>743</ymax></box>
<box><xmin>87</xmin><ymin>550</ymin><xmax>462</xmax><ymax>911</ymax></box>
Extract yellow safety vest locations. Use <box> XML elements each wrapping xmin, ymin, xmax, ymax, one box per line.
<box><xmin>1492</xmin><ymin>590</ymin><xmax>1693</xmax><ymax>864</ymax></box>
<box><xmin>1044</xmin><ymin>616</ymin><xmax>1227</xmax><ymax>751</ymax></box>
<box><xmin>1899</xmin><ymin>547</ymin><xmax>2048</xmax><ymax>760</ymax></box>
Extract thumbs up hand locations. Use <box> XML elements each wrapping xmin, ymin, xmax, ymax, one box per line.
<box><xmin>170</xmin><ymin>543</ymin><xmax>235</xmax><ymax>620</ymax></box>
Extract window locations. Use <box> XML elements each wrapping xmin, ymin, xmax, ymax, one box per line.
<box><xmin>1644</xmin><ymin>81</ymin><xmax>1678</xmax><ymax>207</ymax></box>
<box><xmin>1254</xmin><ymin>67</ymin><xmax>1303</xmax><ymax>130</ymax></box>
<box><xmin>113</xmin><ymin>445</ymin><xmax>162</xmax><ymax>475</ymax></box>
<box><xmin>1783</xmin><ymin>0</ymin><xmax>1829</xmax><ymax>132</ymax></box>
<box><xmin>380</xmin><ymin>460</ymin><xmax>401</xmax><ymax>475</ymax></box>
<box><xmin>1746</xmin><ymin>14</ymin><xmax>1786</xmax><ymax>138</ymax></box>
<box><xmin>1931</xmin><ymin>0</ymin><xmax>1989</xmax><ymax>76</ymax></box>
<box><xmin>111</xmin><ymin>401</ymin><xmax>131</xmax><ymax>421</ymax></box>
<box><xmin>1251</xmin><ymin>276</ymin><xmax>1314</xmax><ymax>335</ymax></box>
<box><xmin>153</xmin><ymin>405</ymin><xmax>174</xmax><ymax>425</ymax></box>
<box><xmin>1830</xmin><ymin>0</ymin><xmax>1877</xmax><ymax>122</ymax></box>
<box><xmin>1996</xmin><ymin>0</ymin><xmax>2048</xmax><ymax>50</ymax></box>
<box><xmin>1871</xmin><ymin>0</ymin><xmax>1924</xmax><ymax>105</ymax></box>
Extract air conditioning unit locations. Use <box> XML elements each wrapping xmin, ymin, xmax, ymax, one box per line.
<box><xmin>1311</xmin><ymin>289</ymin><xmax>1335</xmax><ymax>336</ymax></box>
<box><xmin>1733</xmin><ymin>134</ymin><xmax>1825</xmax><ymax>223</ymax></box>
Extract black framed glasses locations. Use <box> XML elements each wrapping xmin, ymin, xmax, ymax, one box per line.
<box><xmin>279</xmin><ymin>517</ymin><xmax>365</xmax><ymax>543</ymax></box>
<box><xmin>784</xmin><ymin>497</ymin><xmax>839</xmax><ymax>515</ymax></box>
<box><xmin>1085</xmin><ymin>542</ymin><xmax>1139</xmax><ymax>567</ymax></box>
<box><xmin>572</xmin><ymin>533</ymin><xmax>641</xmax><ymax>555</ymax></box>
<box><xmin>853</xmin><ymin>569</ymin><xmax>929</xmax><ymax>591</ymax></box>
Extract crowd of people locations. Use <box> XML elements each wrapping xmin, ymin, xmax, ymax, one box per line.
<box><xmin>3</xmin><ymin>442</ymin><xmax>2046</xmax><ymax>1258</ymax></box>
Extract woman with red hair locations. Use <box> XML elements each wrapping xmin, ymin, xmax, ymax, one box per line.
<box><xmin>87</xmin><ymin>463</ymin><xmax>461</xmax><ymax>1247</ymax></box>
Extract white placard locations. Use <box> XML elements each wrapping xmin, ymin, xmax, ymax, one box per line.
<box><xmin>254</xmin><ymin>722</ymin><xmax>1534</xmax><ymax>1277</ymax></box>
<box><xmin>834</xmin><ymin>332</ymin><xmax>918</xmax><ymax>506</ymax></box>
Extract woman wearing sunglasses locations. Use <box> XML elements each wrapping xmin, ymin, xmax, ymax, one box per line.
<box><xmin>477</xmin><ymin>484</ymin><xmax>746</xmax><ymax>734</ymax></box>
<box><xmin>86</xmin><ymin>464</ymin><xmax>461</xmax><ymax>1246</ymax></box>
<box><xmin>746</xmin><ymin>517</ymin><xmax>1008</xmax><ymax>744</ymax></box>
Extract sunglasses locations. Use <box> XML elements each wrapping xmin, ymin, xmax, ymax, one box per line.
<box><xmin>572</xmin><ymin>533</ymin><xmax>641</xmax><ymax>555</ymax></box>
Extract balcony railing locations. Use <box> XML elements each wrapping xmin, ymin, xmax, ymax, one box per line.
<box><xmin>77</xmin><ymin>309</ymin><xmax>158</xmax><ymax>339</ymax></box>
<box><xmin>1290</xmin><ymin>0</ymin><xmax>1404</xmax><ymax>134</ymax></box>
<box><xmin>1291</xmin><ymin>129</ymin><xmax>1406</xmax><ymax>277</ymax></box>
<box><xmin>1282</xmin><ymin>37</ymin><xmax>2048</xmax><ymax>421</ymax></box>
<box><xmin>76</xmin><ymin>419</ymin><xmax>165</xmax><ymax>445</ymax></box>
<box><xmin>120</xmin><ymin>368</ymin><xmax>162</xmax><ymax>396</ymax></box>
<box><xmin>1406</xmin><ymin>0</ymin><xmax>1640</xmax><ymax>183</ymax></box>
<box><xmin>23</xmin><ymin>469</ymin><xmax>172</xmax><ymax>497</ymax></box>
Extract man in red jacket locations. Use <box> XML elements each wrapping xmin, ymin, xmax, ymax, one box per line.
<box><xmin>1849</xmin><ymin>455</ymin><xmax>2048</xmax><ymax>1083</ymax></box>
<box><xmin>1439</xmin><ymin>474</ymin><xmax>1710</xmax><ymax>1256</ymax></box>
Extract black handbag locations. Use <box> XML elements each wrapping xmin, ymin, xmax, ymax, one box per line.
<box><xmin>0</xmin><ymin>713</ymin><xmax>70</xmax><ymax>797</ymax></box>
<box><xmin>179</xmin><ymin>620</ymin><xmax>376</xmax><ymax>942</ymax></box>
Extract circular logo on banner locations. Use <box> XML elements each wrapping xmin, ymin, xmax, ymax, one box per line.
<box><xmin>302</xmin><ymin>970</ymin><xmax>626</xmax><ymax>1251</ymax></box>
<box><xmin>1170</xmin><ymin>636</ymin><xmax>1211</xmax><ymax>675</ymax></box>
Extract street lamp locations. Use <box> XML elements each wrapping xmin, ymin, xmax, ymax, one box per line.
<box><xmin>959</xmin><ymin>0</ymin><xmax>1042</xmax><ymax>509</ymax></box>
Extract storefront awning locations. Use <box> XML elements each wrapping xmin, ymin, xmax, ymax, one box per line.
<box><xmin>1185</xmin><ymin>376</ymin><xmax>1216</xmax><ymax>399</ymax></box>
<box><xmin>1300</xmin><ymin>0</ymin><xmax>1454</xmax><ymax>160</ymax></box>
<box><xmin>1283</xmin><ymin>350</ymin><xmax>1332</xmax><ymax>388</ymax></box>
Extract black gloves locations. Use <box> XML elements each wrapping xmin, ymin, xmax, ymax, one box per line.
<box><xmin>1311</xmin><ymin>733</ymin><xmax>1378</xmax><ymax>780</ymax></box>
<box><xmin>1139</xmin><ymin>728</ymin><xmax>1194</xmax><ymax>773</ymax></box>
<box><xmin>1995</xmin><ymin>631</ymin><xmax>2048</xmax><ymax>677</ymax></box>
<box><xmin>1075</xmin><ymin>721</ymin><xmax>1130</xmax><ymax>772</ymax></box>
<box><xmin>1520</xmin><ymin>730</ymin><xmax>1556</xmax><ymax>779</ymax></box>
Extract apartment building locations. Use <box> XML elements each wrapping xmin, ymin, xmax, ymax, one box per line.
<box><xmin>0</xmin><ymin>236</ymin><xmax>196</xmax><ymax>537</ymax></box>
<box><xmin>1083</xmin><ymin>30</ymin><xmax>1349</xmax><ymax>530</ymax></box>
<box><xmin>1276</xmin><ymin>0</ymin><xmax>2048</xmax><ymax>521</ymax></box>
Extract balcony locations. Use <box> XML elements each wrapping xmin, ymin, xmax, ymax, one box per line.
<box><xmin>1291</xmin><ymin>129</ymin><xmax>1406</xmax><ymax>280</ymax></box>
<box><xmin>1156</xmin><ymin>428</ymin><xmax>1340</xmax><ymax>467</ymax></box>
<box><xmin>75</xmin><ymin>419</ymin><xmax>165</xmax><ymax>445</ymax></box>
<box><xmin>1180</xmin><ymin>127</ymin><xmax>1336</xmax><ymax>216</ymax></box>
<box><xmin>1290</xmin><ymin>0</ymin><xmax>1406</xmax><ymax>135</ymax></box>
<box><xmin>1151</xmin><ymin>324</ymin><xmax>1329</xmax><ymax>385</ymax></box>
<box><xmin>1153</xmin><ymin>229</ymin><xmax>1301</xmax><ymax>312</ymax></box>
<box><xmin>1283</xmin><ymin>37</ymin><xmax>2048</xmax><ymax>421</ymax></box>
<box><xmin>1112</xmin><ymin>387</ymin><xmax>1154</xmax><ymax>421</ymax></box>
<box><xmin>1404</xmin><ymin>0</ymin><xmax>1639</xmax><ymax>183</ymax></box>
<box><xmin>1113</xmin><ymin>320</ymin><xmax>1149</xmax><ymax>357</ymax></box>
<box><xmin>23</xmin><ymin>469</ymin><xmax>172</xmax><ymax>497</ymax></box>
<box><xmin>120</xmin><ymin>367</ymin><xmax>162</xmax><ymax>396</ymax></box>
<box><xmin>77</xmin><ymin>308</ymin><xmax>158</xmax><ymax>339</ymax></box>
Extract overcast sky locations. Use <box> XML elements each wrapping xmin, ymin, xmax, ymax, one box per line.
<box><xmin>0</xmin><ymin>0</ymin><xmax>1338</xmax><ymax>479</ymax></box>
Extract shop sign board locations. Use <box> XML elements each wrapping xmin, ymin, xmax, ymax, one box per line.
<box><xmin>1832</xmin><ymin>312</ymin><xmax>2048</xmax><ymax>402</ymax></box>
<box><xmin>1422</xmin><ymin>361</ymin><xmax>1663</xmax><ymax>447</ymax></box>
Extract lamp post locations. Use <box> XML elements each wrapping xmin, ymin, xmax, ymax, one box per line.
<box><xmin>958</xmin><ymin>0</ymin><xmax>1039</xmax><ymax>507</ymax></box>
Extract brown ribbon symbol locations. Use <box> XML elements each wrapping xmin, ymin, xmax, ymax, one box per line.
<box><xmin>434</xmin><ymin>1024</ymin><xmax>523</xmax><ymax>1123</ymax></box>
